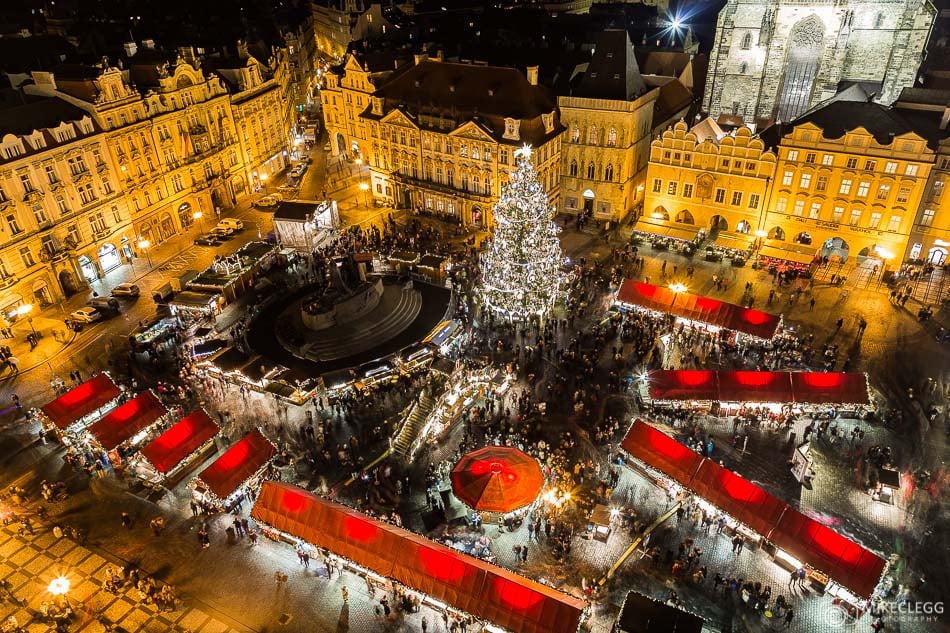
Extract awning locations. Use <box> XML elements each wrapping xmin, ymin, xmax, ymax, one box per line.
<box><xmin>646</xmin><ymin>370</ymin><xmax>870</xmax><ymax>404</ymax></box>
<box><xmin>620</xmin><ymin>418</ymin><xmax>704</xmax><ymax>485</ymax></box>
<box><xmin>41</xmin><ymin>373</ymin><xmax>122</xmax><ymax>430</ymax></box>
<box><xmin>140</xmin><ymin>409</ymin><xmax>220</xmax><ymax>474</ymax></box>
<box><xmin>251</xmin><ymin>481</ymin><xmax>585</xmax><ymax>633</ymax></box>
<box><xmin>770</xmin><ymin>511</ymin><xmax>886</xmax><ymax>598</ymax></box>
<box><xmin>616</xmin><ymin>280</ymin><xmax>780</xmax><ymax>339</ymax></box>
<box><xmin>633</xmin><ymin>218</ymin><xmax>698</xmax><ymax>242</ymax></box>
<box><xmin>759</xmin><ymin>242</ymin><xmax>817</xmax><ymax>266</ymax></box>
<box><xmin>712</xmin><ymin>231</ymin><xmax>753</xmax><ymax>250</ymax></box>
<box><xmin>0</xmin><ymin>293</ymin><xmax>22</xmax><ymax>311</ymax></box>
<box><xmin>195</xmin><ymin>429</ymin><xmax>276</xmax><ymax>501</ymax></box>
<box><xmin>450</xmin><ymin>446</ymin><xmax>544</xmax><ymax>513</ymax></box>
<box><xmin>620</xmin><ymin>420</ymin><xmax>886</xmax><ymax>598</ymax></box>
<box><xmin>86</xmin><ymin>390</ymin><xmax>167</xmax><ymax>451</ymax></box>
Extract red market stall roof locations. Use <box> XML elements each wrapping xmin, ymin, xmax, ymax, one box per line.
<box><xmin>252</xmin><ymin>481</ymin><xmax>585</xmax><ymax>633</ymax></box>
<box><xmin>770</xmin><ymin>511</ymin><xmax>887</xmax><ymax>599</ymax></box>
<box><xmin>616</xmin><ymin>280</ymin><xmax>781</xmax><ymax>339</ymax></box>
<box><xmin>196</xmin><ymin>429</ymin><xmax>276</xmax><ymax>501</ymax></box>
<box><xmin>41</xmin><ymin>373</ymin><xmax>122</xmax><ymax>430</ymax></box>
<box><xmin>451</xmin><ymin>446</ymin><xmax>544</xmax><ymax>513</ymax></box>
<box><xmin>86</xmin><ymin>390</ymin><xmax>167</xmax><ymax>451</ymax></box>
<box><xmin>620</xmin><ymin>418</ymin><xmax>704</xmax><ymax>486</ymax></box>
<box><xmin>140</xmin><ymin>409</ymin><xmax>220</xmax><ymax>475</ymax></box>
<box><xmin>620</xmin><ymin>420</ymin><xmax>885</xmax><ymax>598</ymax></box>
<box><xmin>646</xmin><ymin>370</ymin><xmax>870</xmax><ymax>405</ymax></box>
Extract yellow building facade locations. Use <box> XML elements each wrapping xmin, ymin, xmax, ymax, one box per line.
<box><xmin>645</xmin><ymin>121</ymin><xmax>776</xmax><ymax>234</ymax></box>
<box><xmin>762</xmin><ymin>101</ymin><xmax>935</xmax><ymax>267</ymax></box>
<box><xmin>910</xmin><ymin>140</ymin><xmax>950</xmax><ymax>265</ymax></box>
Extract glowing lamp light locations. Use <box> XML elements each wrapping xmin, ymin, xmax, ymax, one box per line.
<box><xmin>16</xmin><ymin>303</ymin><xmax>33</xmax><ymax>317</ymax></box>
<box><xmin>358</xmin><ymin>183</ymin><xmax>369</xmax><ymax>191</ymax></box>
<box><xmin>754</xmin><ymin>230</ymin><xmax>768</xmax><ymax>238</ymax></box>
<box><xmin>671</xmin><ymin>18</ymin><xmax>682</xmax><ymax>29</ymax></box>
<box><xmin>651</xmin><ymin>212</ymin><xmax>665</xmax><ymax>219</ymax></box>
<box><xmin>192</xmin><ymin>210</ymin><xmax>203</xmax><ymax>220</ymax></box>
<box><xmin>668</xmin><ymin>282</ymin><xmax>688</xmax><ymax>294</ymax></box>
<box><xmin>49</xmin><ymin>576</ymin><xmax>70</xmax><ymax>596</ymax></box>
<box><xmin>137</xmin><ymin>238</ymin><xmax>150</xmax><ymax>249</ymax></box>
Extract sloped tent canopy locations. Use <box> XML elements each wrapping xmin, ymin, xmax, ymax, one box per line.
<box><xmin>647</xmin><ymin>370</ymin><xmax>870</xmax><ymax>405</ymax></box>
<box><xmin>41</xmin><ymin>373</ymin><xmax>122</xmax><ymax>430</ymax></box>
<box><xmin>252</xmin><ymin>481</ymin><xmax>585</xmax><ymax>633</ymax></box>
<box><xmin>451</xmin><ymin>446</ymin><xmax>544</xmax><ymax>514</ymax></box>
<box><xmin>616</xmin><ymin>280</ymin><xmax>781</xmax><ymax>340</ymax></box>
<box><xmin>195</xmin><ymin>429</ymin><xmax>276</xmax><ymax>501</ymax></box>
<box><xmin>86</xmin><ymin>390</ymin><xmax>167</xmax><ymax>451</ymax></box>
<box><xmin>140</xmin><ymin>409</ymin><xmax>220</xmax><ymax>475</ymax></box>
<box><xmin>620</xmin><ymin>420</ymin><xmax>885</xmax><ymax>598</ymax></box>
<box><xmin>615</xmin><ymin>591</ymin><xmax>704</xmax><ymax>633</ymax></box>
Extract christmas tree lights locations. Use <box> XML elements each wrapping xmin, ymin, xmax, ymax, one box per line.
<box><xmin>479</xmin><ymin>145</ymin><xmax>564</xmax><ymax>320</ymax></box>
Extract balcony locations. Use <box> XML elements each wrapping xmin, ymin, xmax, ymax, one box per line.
<box><xmin>0</xmin><ymin>275</ymin><xmax>17</xmax><ymax>290</ymax></box>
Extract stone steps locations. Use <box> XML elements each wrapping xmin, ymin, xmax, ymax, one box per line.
<box><xmin>392</xmin><ymin>391</ymin><xmax>437</xmax><ymax>457</ymax></box>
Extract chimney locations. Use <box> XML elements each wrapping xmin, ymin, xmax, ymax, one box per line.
<box><xmin>941</xmin><ymin>106</ymin><xmax>950</xmax><ymax>131</ymax></box>
<box><xmin>237</xmin><ymin>39</ymin><xmax>249</xmax><ymax>59</ymax></box>
<box><xmin>414</xmin><ymin>53</ymin><xmax>427</xmax><ymax>65</ymax></box>
<box><xmin>526</xmin><ymin>65</ymin><xmax>539</xmax><ymax>86</ymax></box>
<box><xmin>123</xmin><ymin>41</ymin><xmax>137</xmax><ymax>57</ymax></box>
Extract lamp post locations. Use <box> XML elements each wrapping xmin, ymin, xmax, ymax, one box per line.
<box><xmin>16</xmin><ymin>303</ymin><xmax>36</xmax><ymax>336</ymax></box>
<box><xmin>668</xmin><ymin>282</ymin><xmax>687</xmax><ymax>315</ymax></box>
<box><xmin>138</xmin><ymin>239</ymin><xmax>153</xmax><ymax>269</ymax></box>
<box><xmin>359</xmin><ymin>182</ymin><xmax>369</xmax><ymax>208</ymax></box>
<box><xmin>49</xmin><ymin>575</ymin><xmax>70</xmax><ymax>609</ymax></box>
<box><xmin>260</xmin><ymin>173</ymin><xmax>269</xmax><ymax>193</ymax></box>
<box><xmin>193</xmin><ymin>210</ymin><xmax>204</xmax><ymax>233</ymax></box>
<box><xmin>754</xmin><ymin>229</ymin><xmax>767</xmax><ymax>251</ymax></box>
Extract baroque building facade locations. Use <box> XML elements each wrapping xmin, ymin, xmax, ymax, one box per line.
<box><xmin>644</xmin><ymin>120</ymin><xmax>776</xmax><ymax>234</ymax></box>
<box><xmin>702</xmin><ymin>0</ymin><xmax>936</xmax><ymax>122</ymax></box>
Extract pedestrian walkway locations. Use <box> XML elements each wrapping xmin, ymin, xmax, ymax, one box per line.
<box><xmin>0</xmin><ymin>313</ymin><xmax>75</xmax><ymax>382</ymax></box>
<box><xmin>0</xmin><ymin>523</ymin><xmax>249</xmax><ymax>633</ymax></box>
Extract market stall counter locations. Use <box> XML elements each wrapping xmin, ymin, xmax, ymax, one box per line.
<box><xmin>85</xmin><ymin>390</ymin><xmax>168</xmax><ymax>464</ymax></box>
<box><xmin>38</xmin><ymin>373</ymin><xmax>123</xmax><ymax>434</ymax></box>
<box><xmin>191</xmin><ymin>428</ymin><xmax>276</xmax><ymax>510</ymax></box>
<box><xmin>139</xmin><ymin>409</ymin><xmax>220</xmax><ymax>481</ymax></box>
<box><xmin>757</xmin><ymin>240</ymin><xmax>818</xmax><ymax>278</ymax></box>
<box><xmin>706</xmin><ymin>231</ymin><xmax>753</xmax><ymax>266</ymax></box>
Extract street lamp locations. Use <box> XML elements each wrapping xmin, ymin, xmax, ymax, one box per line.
<box><xmin>138</xmin><ymin>238</ymin><xmax>153</xmax><ymax>269</ymax></box>
<box><xmin>359</xmin><ymin>182</ymin><xmax>369</xmax><ymax>208</ymax></box>
<box><xmin>260</xmin><ymin>173</ymin><xmax>269</xmax><ymax>193</ymax></box>
<box><xmin>49</xmin><ymin>575</ymin><xmax>70</xmax><ymax>609</ymax></box>
<box><xmin>16</xmin><ymin>303</ymin><xmax>36</xmax><ymax>336</ymax></box>
<box><xmin>193</xmin><ymin>210</ymin><xmax>204</xmax><ymax>233</ymax></box>
<box><xmin>668</xmin><ymin>282</ymin><xmax>687</xmax><ymax>313</ymax></box>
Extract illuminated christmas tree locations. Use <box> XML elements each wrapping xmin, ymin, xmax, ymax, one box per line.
<box><xmin>479</xmin><ymin>145</ymin><xmax>563</xmax><ymax>320</ymax></box>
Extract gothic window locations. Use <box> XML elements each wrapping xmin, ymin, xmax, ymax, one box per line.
<box><xmin>739</xmin><ymin>62</ymin><xmax>748</xmax><ymax>74</ymax></box>
<box><xmin>873</xmin><ymin>13</ymin><xmax>884</xmax><ymax>28</ymax></box>
<box><xmin>604</xmin><ymin>164</ymin><xmax>614</xmax><ymax>181</ymax></box>
<box><xmin>607</xmin><ymin>128</ymin><xmax>617</xmax><ymax>147</ymax></box>
<box><xmin>571</xmin><ymin>126</ymin><xmax>580</xmax><ymax>143</ymax></box>
<box><xmin>569</xmin><ymin>160</ymin><xmax>578</xmax><ymax>177</ymax></box>
<box><xmin>587</xmin><ymin>126</ymin><xmax>599</xmax><ymax>145</ymax></box>
<box><xmin>740</xmin><ymin>32</ymin><xmax>753</xmax><ymax>49</ymax></box>
<box><xmin>587</xmin><ymin>162</ymin><xmax>596</xmax><ymax>179</ymax></box>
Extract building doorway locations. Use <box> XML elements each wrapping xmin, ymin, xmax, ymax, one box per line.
<box><xmin>736</xmin><ymin>220</ymin><xmax>751</xmax><ymax>233</ymax></box>
<box><xmin>675</xmin><ymin>210</ymin><xmax>695</xmax><ymax>224</ymax></box>
<box><xmin>59</xmin><ymin>270</ymin><xmax>78</xmax><ymax>297</ymax></box>
<box><xmin>651</xmin><ymin>206</ymin><xmax>669</xmax><ymax>221</ymax></box>
<box><xmin>582</xmin><ymin>189</ymin><xmax>595</xmax><ymax>216</ymax></box>
<box><xmin>32</xmin><ymin>279</ymin><xmax>51</xmax><ymax>306</ymax></box>
<box><xmin>335</xmin><ymin>133</ymin><xmax>347</xmax><ymax>158</ymax></box>
<box><xmin>98</xmin><ymin>243</ymin><xmax>121</xmax><ymax>273</ymax></box>
<box><xmin>927</xmin><ymin>247</ymin><xmax>947</xmax><ymax>265</ymax></box>
<box><xmin>821</xmin><ymin>237</ymin><xmax>850</xmax><ymax>263</ymax></box>
<box><xmin>78</xmin><ymin>255</ymin><xmax>99</xmax><ymax>282</ymax></box>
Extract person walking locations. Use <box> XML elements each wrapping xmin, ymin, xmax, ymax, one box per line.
<box><xmin>783</xmin><ymin>608</ymin><xmax>795</xmax><ymax>628</ymax></box>
<box><xmin>341</xmin><ymin>586</ymin><xmax>348</xmax><ymax>603</ymax></box>
<box><xmin>796</xmin><ymin>567</ymin><xmax>807</xmax><ymax>589</ymax></box>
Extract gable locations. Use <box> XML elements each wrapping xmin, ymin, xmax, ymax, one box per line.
<box><xmin>380</xmin><ymin>108</ymin><xmax>418</xmax><ymax>129</ymax></box>
<box><xmin>449</xmin><ymin>120</ymin><xmax>495</xmax><ymax>142</ymax></box>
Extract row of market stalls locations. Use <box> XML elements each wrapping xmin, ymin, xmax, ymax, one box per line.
<box><xmin>758</xmin><ymin>239</ymin><xmax>818</xmax><ymax>278</ymax></box>
<box><xmin>621</xmin><ymin>420</ymin><xmax>886</xmax><ymax>603</ymax></box>
<box><xmin>36</xmin><ymin>374</ymin><xmax>278</xmax><ymax>510</ymax></box>
<box><xmin>251</xmin><ymin>480</ymin><xmax>586</xmax><ymax>633</ymax></box>
<box><xmin>642</xmin><ymin>369</ymin><xmax>871</xmax><ymax>408</ymax></box>
<box><xmin>615</xmin><ymin>279</ymin><xmax>782</xmax><ymax>341</ymax></box>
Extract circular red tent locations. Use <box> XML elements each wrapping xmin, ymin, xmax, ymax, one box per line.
<box><xmin>450</xmin><ymin>446</ymin><xmax>544</xmax><ymax>514</ymax></box>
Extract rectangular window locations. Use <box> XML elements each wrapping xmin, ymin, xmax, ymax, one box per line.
<box><xmin>19</xmin><ymin>247</ymin><xmax>35</xmax><ymax>268</ymax></box>
<box><xmin>887</xmin><ymin>215</ymin><xmax>901</xmax><ymax>231</ymax></box>
<box><xmin>683</xmin><ymin>183</ymin><xmax>693</xmax><ymax>198</ymax></box>
<box><xmin>822</xmin><ymin>154</ymin><xmax>834</xmax><ymax>166</ymax></box>
<box><xmin>776</xmin><ymin>196</ymin><xmax>788</xmax><ymax>213</ymax></box>
<box><xmin>19</xmin><ymin>173</ymin><xmax>34</xmax><ymax>193</ymax></box>
<box><xmin>56</xmin><ymin>195</ymin><xmax>69</xmax><ymax>215</ymax></box>
<box><xmin>846</xmin><ymin>157</ymin><xmax>857</xmax><ymax>169</ymax></box>
<box><xmin>897</xmin><ymin>186</ymin><xmax>911</xmax><ymax>203</ymax></box>
<box><xmin>848</xmin><ymin>208</ymin><xmax>862</xmax><ymax>226</ymax></box>
<box><xmin>500</xmin><ymin>149</ymin><xmax>508</xmax><ymax>165</ymax></box>
<box><xmin>920</xmin><ymin>208</ymin><xmax>935</xmax><ymax>227</ymax></box>
<box><xmin>809</xmin><ymin>202</ymin><xmax>821</xmax><ymax>219</ymax></box>
<box><xmin>862</xmin><ymin>160</ymin><xmax>876</xmax><ymax>171</ymax></box>
<box><xmin>839</xmin><ymin>179</ymin><xmax>853</xmax><ymax>195</ymax></box>
<box><xmin>799</xmin><ymin>173</ymin><xmax>812</xmax><ymax>189</ymax></box>
<box><xmin>832</xmin><ymin>206</ymin><xmax>844</xmax><ymax>223</ymax></box>
<box><xmin>805</xmin><ymin>152</ymin><xmax>816</xmax><ymax>164</ymax></box>
<box><xmin>67</xmin><ymin>223</ymin><xmax>80</xmax><ymax>245</ymax></box>
<box><xmin>876</xmin><ymin>185</ymin><xmax>891</xmax><ymax>201</ymax></box>
<box><xmin>857</xmin><ymin>181</ymin><xmax>870</xmax><ymax>197</ymax></box>
<box><xmin>781</xmin><ymin>170</ymin><xmax>793</xmax><ymax>186</ymax></box>
<box><xmin>868</xmin><ymin>212</ymin><xmax>882</xmax><ymax>229</ymax></box>
<box><xmin>933</xmin><ymin>180</ymin><xmax>945</xmax><ymax>200</ymax></box>
<box><xmin>731</xmin><ymin>191</ymin><xmax>742</xmax><ymax>206</ymax></box>
<box><xmin>905</xmin><ymin>164</ymin><xmax>918</xmax><ymax>176</ymax></box>
<box><xmin>6</xmin><ymin>213</ymin><xmax>22</xmax><ymax>235</ymax></box>
<box><xmin>667</xmin><ymin>182</ymin><xmax>678</xmax><ymax>196</ymax></box>
<box><xmin>652</xmin><ymin>178</ymin><xmax>662</xmax><ymax>193</ymax></box>
<box><xmin>721</xmin><ymin>159</ymin><xmax>730</xmax><ymax>168</ymax></box>
<box><xmin>45</xmin><ymin>165</ymin><xmax>59</xmax><ymax>184</ymax></box>
<box><xmin>793</xmin><ymin>200</ymin><xmax>805</xmax><ymax>216</ymax></box>
<box><xmin>749</xmin><ymin>193</ymin><xmax>760</xmax><ymax>208</ymax></box>
<box><xmin>714</xmin><ymin>188</ymin><xmax>726</xmax><ymax>204</ymax></box>
<box><xmin>32</xmin><ymin>204</ymin><xmax>48</xmax><ymax>225</ymax></box>
<box><xmin>787</xmin><ymin>150</ymin><xmax>799</xmax><ymax>161</ymax></box>
<box><xmin>884</xmin><ymin>161</ymin><xmax>897</xmax><ymax>174</ymax></box>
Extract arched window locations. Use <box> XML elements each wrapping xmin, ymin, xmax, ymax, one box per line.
<box><xmin>587</xmin><ymin>126</ymin><xmax>599</xmax><ymax>145</ymax></box>
<box><xmin>587</xmin><ymin>162</ymin><xmax>596</xmax><ymax>179</ymax></box>
<box><xmin>571</xmin><ymin>126</ymin><xmax>580</xmax><ymax>143</ymax></box>
<box><xmin>873</xmin><ymin>12</ymin><xmax>884</xmax><ymax>28</ymax></box>
<box><xmin>569</xmin><ymin>160</ymin><xmax>578</xmax><ymax>177</ymax></box>
<box><xmin>607</xmin><ymin>128</ymin><xmax>618</xmax><ymax>147</ymax></box>
<box><xmin>740</xmin><ymin>32</ymin><xmax>753</xmax><ymax>49</ymax></box>
<box><xmin>739</xmin><ymin>62</ymin><xmax>748</xmax><ymax>74</ymax></box>
<box><xmin>604</xmin><ymin>163</ymin><xmax>614</xmax><ymax>181</ymax></box>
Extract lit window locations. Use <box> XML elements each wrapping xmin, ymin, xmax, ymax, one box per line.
<box><xmin>793</xmin><ymin>200</ymin><xmax>805</xmax><ymax>216</ymax></box>
<box><xmin>887</xmin><ymin>214</ymin><xmax>902</xmax><ymax>231</ymax></box>
<box><xmin>884</xmin><ymin>161</ymin><xmax>897</xmax><ymax>174</ymax></box>
<box><xmin>857</xmin><ymin>182</ymin><xmax>870</xmax><ymax>197</ymax></box>
<box><xmin>920</xmin><ymin>208</ymin><xmax>935</xmax><ymax>226</ymax></box>
<box><xmin>781</xmin><ymin>170</ymin><xmax>793</xmax><ymax>186</ymax></box>
<box><xmin>839</xmin><ymin>179</ymin><xmax>853</xmax><ymax>195</ymax></box>
<box><xmin>787</xmin><ymin>150</ymin><xmax>799</xmax><ymax>161</ymax></box>
<box><xmin>799</xmin><ymin>173</ymin><xmax>812</xmax><ymax>189</ymax></box>
<box><xmin>809</xmin><ymin>203</ymin><xmax>821</xmax><ymax>219</ymax></box>
<box><xmin>832</xmin><ymin>206</ymin><xmax>844</xmax><ymax>223</ymax></box>
<box><xmin>776</xmin><ymin>196</ymin><xmax>788</xmax><ymax>212</ymax></box>
<box><xmin>905</xmin><ymin>164</ymin><xmax>919</xmax><ymax>176</ymax></box>
<box><xmin>821</xmin><ymin>155</ymin><xmax>834</xmax><ymax>166</ymax></box>
<box><xmin>868</xmin><ymin>212</ymin><xmax>882</xmax><ymax>229</ymax></box>
<box><xmin>848</xmin><ymin>208</ymin><xmax>862</xmax><ymax>225</ymax></box>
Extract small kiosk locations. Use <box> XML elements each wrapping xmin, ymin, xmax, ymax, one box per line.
<box><xmin>191</xmin><ymin>428</ymin><xmax>277</xmax><ymax>510</ymax></box>
<box><xmin>138</xmin><ymin>409</ymin><xmax>220</xmax><ymax>483</ymax></box>
<box><xmin>757</xmin><ymin>240</ymin><xmax>818</xmax><ymax>278</ymax></box>
<box><xmin>38</xmin><ymin>373</ymin><xmax>123</xmax><ymax>437</ymax></box>
<box><xmin>84</xmin><ymin>390</ymin><xmax>168</xmax><ymax>466</ymax></box>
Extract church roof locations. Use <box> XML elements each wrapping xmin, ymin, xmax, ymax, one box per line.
<box><xmin>572</xmin><ymin>30</ymin><xmax>646</xmax><ymax>101</ymax></box>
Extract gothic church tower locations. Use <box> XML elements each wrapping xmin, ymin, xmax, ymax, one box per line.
<box><xmin>702</xmin><ymin>0</ymin><xmax>936</xmax><ymax>123</ymax></box>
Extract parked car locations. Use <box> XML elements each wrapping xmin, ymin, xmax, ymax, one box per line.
<box><xmin>110</xmin><ymin>283</ymin><xmax>140</xmax><ymax>298</ymax></box>
<box><xmin>68</xmin><ymin>307</ymin><xmax>103</xmax><ymax>324</ymax></box>
<box><xmin>88</xmin><ymin>296</ymin><xmax>120</xmax><ymax>311</ymax></box>
<box><xmin>211</xmin><ymin>225</ymin><xmax>234</xmax><ymax>237</ymax></box>
<box><xmin>195</xmin><ymin>234</ymin><xmax>221</xmax><ymax>246</ymax></box>
<box><xmin>217</xmin><ymin>218</ymin><xmax>243</xmax><ymax>231</ymax></box>
<box><xmin>253</xmin><ymin>195</ymin><xmax>281</xmax><ymax>209</ymax></box>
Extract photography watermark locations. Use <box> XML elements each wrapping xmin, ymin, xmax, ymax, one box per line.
<box><xmin>821</xmin><ymin>601</ymin><xmax>945</xmax><ymax>628</ymax></box>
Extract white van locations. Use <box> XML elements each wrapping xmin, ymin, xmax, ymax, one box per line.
<box><xmin>217</xmin><ymin>218</ymin><xmax>244</xmax><ymax>231</ymax></box>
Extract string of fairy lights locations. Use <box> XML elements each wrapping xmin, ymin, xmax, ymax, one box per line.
<box><xmin>478</xmin><ymin>145</ymin><xmax>565</xmax><ymax>320</ymax></box>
